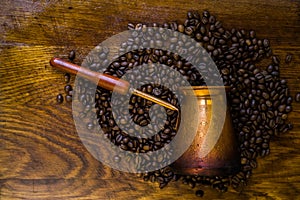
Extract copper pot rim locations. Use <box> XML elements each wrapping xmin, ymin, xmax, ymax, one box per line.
<box><xmin>181</xmin><ymin>86</ymin><xmax>230</xmax><ymax>96</ymax></box>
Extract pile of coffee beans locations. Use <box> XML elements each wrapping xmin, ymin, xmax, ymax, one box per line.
<box><xmin>56</xmin><ymin>10</ymin><xmax>295</xmax><ymax>197</ymax></box>
<box><xmin>127</xmin><ymin>10</ymin><xmax>294</xmax><ymax>195</ymax></box>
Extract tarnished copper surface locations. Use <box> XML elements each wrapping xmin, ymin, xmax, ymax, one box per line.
<box><xmin>171</xmin><ymin>86</ymin><xmax>240</xmax><ymax>176</ymax></box>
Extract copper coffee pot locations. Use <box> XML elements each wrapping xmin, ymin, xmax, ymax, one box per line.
<box><xmin>170</xmin><ymin>86</ymin><xmax>240</xmax><ymax>176</ymax></box>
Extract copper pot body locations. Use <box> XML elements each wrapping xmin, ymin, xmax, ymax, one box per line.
<box><xmin>171</xmin><ymin>86</ymin><xmax>240</xmax><ymax>176</ymax></box>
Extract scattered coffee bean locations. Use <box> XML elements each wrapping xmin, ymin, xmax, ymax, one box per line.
<box><xmin>56</xmin><ymin>94</ymin><xmax>63</xmax><ymax>103</ymax></box>
<box><xmin>195</xmin><ymin>190</ymin><xmax>204</xmax><ymax>197</ymax></box>
<box><xmin>65</xmin><ymin>95</ymin><xmax>72</xmax><ymax>102</ymax></box>
<box><xmin>64</xmin><ymin>73</ymin><xmax>70</xmax><ymax>83</ymax></box>
<box><xmin>285</xmin><ymin>54</ymin><xmax>292</xmax><ymax>64</ymax></box>
<box><xmin>68</xmin><ymin>50</ymin><xmax>76</xmax><ymax>61</ymax></box>
<box><xmin>64</xmin><ymin>84</ymin><xmax>73</xmax><ymax>94</ymax></box>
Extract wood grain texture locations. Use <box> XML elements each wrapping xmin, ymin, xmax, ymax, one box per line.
<box><xmin>0</xmin><ymin>0</ymin><xmax>300</xmax><ymax>199</ymax></box>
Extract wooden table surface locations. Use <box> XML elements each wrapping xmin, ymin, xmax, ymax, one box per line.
<box><xmin>1</xmin><ymin>0</ymin><xmax>299</xmax><ymax>199</ymax></box>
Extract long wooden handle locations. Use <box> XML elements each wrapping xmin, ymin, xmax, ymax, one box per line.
<box><xmin>50</xmin><ymin>58</ymin><xmax>130</xmax><ymax>95</ymax></box>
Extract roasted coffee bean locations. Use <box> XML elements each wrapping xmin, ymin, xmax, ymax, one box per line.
<box><xmin>241</xmin><ymin>157</ymin><xmax>248</xmax><ymax>165</ymax></box>
<box><xmin>285</xmin><ymin>105</ymin><xmax>292</xmax><ymax>113</ymax></box>
<box><xmin>262</xmin><ymin>143</ymin><xmax>269</xmax><ymax>149</ymax></box>
<box><xmin>209</xmin><ymin>15</ymin><xmax>216</xmax><ymax>24</ymax></box>
<box><xmin>65</xmin><ymin>95</ymin><xmax>72</xmax><ymax>102</ymax></box>
<box><xmin>159</xmin><ymin>182</ymin><xmax>168</xmax><ymax>189</ymax></box>
<box><xmin>64</xmin><ymin>73</ymin><xmax>70</xmax><ymax>83</ymax></box>
<box><xmin>285</xmin><ymin>54</ymin><xmax>292</xmax><ymax>64</ymax></box>
<box><xmin>278</xmin><ymin>105</ymin><xmax>286</xmax><ymax>112</ymax></box>
<box><xmin>114</xmin><ymin>155</ymin><xmax>121</xmax><ymax>162</ymax></box>
<box><xmin>287</xmin><ymin>96</ymin><xmax>293</xmax><ymax>105</ymax></box>
<box><xmin>249</xmin><ymin>30</ymin><xmax>256</xmax><ymax>38</ymax></box>
<box><xmin>56</xmin><ymin>94</ymin><xmax>63</xmax><ymax>103</ymax></box>
<box><xmin>263</xmin><ymin>39</ymin><xmax>270</xmax><ymax>48</ymax></box>
<box><xmin>153</xmin><ymin>87</ymin><xmax>162</xmax><ymax>96</ymax></box>
<box><xmin>281</xmin><ymin>114</ymin><xmax>288</xmax><ymax>120</ymax></box>
<box><xmin>195</xmin><ymin>190</ymin><xmax>204</xmax><ymax>197</ymax></box>
<box><xmin>272</xmin><ymin>55</ymin><xmax>280</xmax><ymax>65</ymax></box>
<box><xmin>185</xmin><ymin>26</ymin><xmax>194</xmax><ymax>36</ymax></box>
<box><xmin>178</xmin><ymin>24</ymin><xmax>185</xmax><ymax>33</ymax></box>
<box><xmin>87</xmin><ymin>122</ymin><xmax>94</xmax><ymax>130</ymax></box>
<box><xmin>127</xmin><ymin>23</ymin><xmax>135</xmax><ymax>30</ymax></box>
<box><xmin>68</xmin><ymin>50</ymin><xmax>75</xmax><ymax>61</ymax></box>
<box><xmin>255</xmin><ymin>137</ymin><xmax>263</xmax><ymax>144</ymax></box>
<box><xmin>64</xmin><ymin>85</ymin><xmax>73</xmax><ymax>94</ymax></box>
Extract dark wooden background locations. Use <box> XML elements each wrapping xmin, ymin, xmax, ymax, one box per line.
<box><xmin>1</xmin><ymin>0</ymin><xmax>299</xmax><ymax>199</ymax></box>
